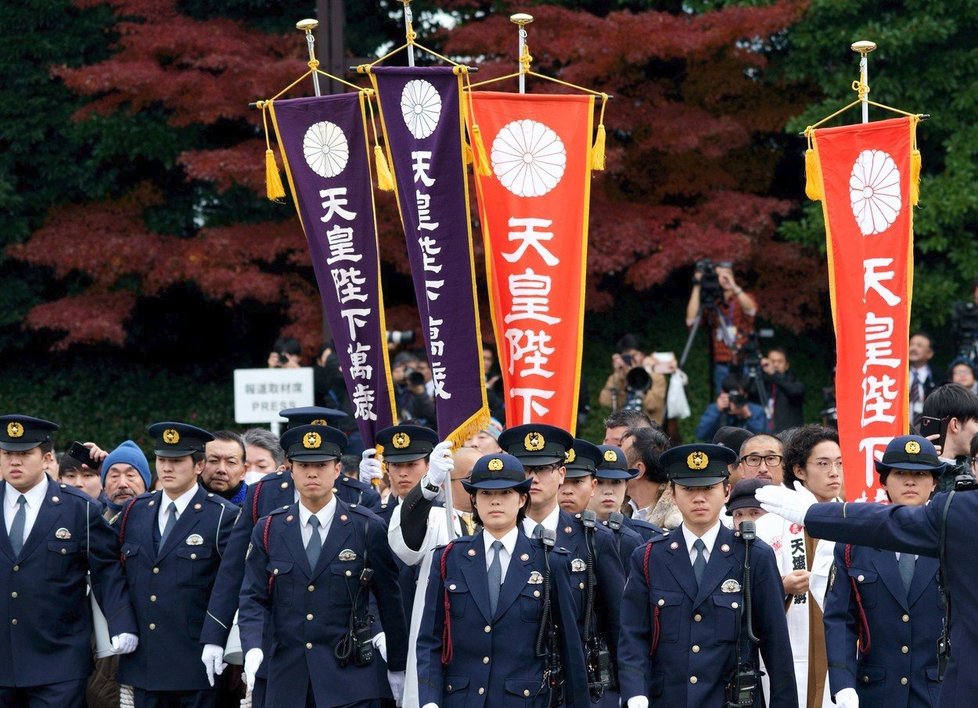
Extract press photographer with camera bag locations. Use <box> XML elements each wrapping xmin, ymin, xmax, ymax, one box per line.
<box><xmin>695</xmin><ymin>375</ymin><xmax>767</xmax><ymax>442</ymax></box>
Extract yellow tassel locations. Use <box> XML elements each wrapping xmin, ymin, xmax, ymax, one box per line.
<box><xmin>471</xmin><ymin>124</ymin><xmax>492</xmax><ymax>177</ymax></box>
<box><xmin>591</xmin><ymin>124</ymin><xmax>606</xmax><ymax>171</ymax></box>
<box><xmin>374</xmin><ymin>145</ymin><xmax>394</xmax><ymax>192</ymax></box>
<box><xmin>910</xmin><ymin>149</ymin><xmax>921</xmax><ymax>205</ymax></box>
<box><xmin>804</xmin><ymin>148</ymin><xmax>823</xmax><ymax>202</ymax></box>
<box><xmin>463</xmin><ymin>141</ymin><xmax>474</xmax><ymax>165</ymax></box>
<box><xmin>265</xmin><ymin>148</ymin><xmax>285</xmax><ymax>202</ymax></box>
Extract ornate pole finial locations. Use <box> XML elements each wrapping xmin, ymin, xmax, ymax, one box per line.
<box><xmin>510</xmin><ymin>13</ymin><xmax>534</xmax><ymax>94</ymax></box>
<box><xmin>296</xmin><ymin>19</ymin><xmax>322</xmax><ymax>96</ymax></box>
<box><xmin>401</xmin><ymin>1</ymin><xmax>417</xmax><ymax>67</ymax></box>
<box><xmin>851</xmin><ymin>40</ymin><xmax>877</xmax><ymax>124</ymax></box>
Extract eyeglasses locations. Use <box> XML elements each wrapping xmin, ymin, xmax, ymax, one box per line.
<box><xmin>741</xmin><ymin>454</ymin><xmax>783</xmax><ymax>467</ymax></box>
<box><xmin>524</xmin><ymin>463</ymin><xmax>561</xmax><ymax>476</ymax></box>
<box><xmin>809</xmin><ymin>458</ymin><xmax>844</xmax><ymax>471</ymax></box>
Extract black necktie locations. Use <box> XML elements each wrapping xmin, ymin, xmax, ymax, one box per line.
<box><xmin>158</xmin><ymin>502</ymin><xmax>177</xmax><ymax>551</ymax></box>
<box><xmin>488</xmin><ymin>540</ymin><xmax>503</xmax><ymax>615</ymax></box>
<box><xmin>692</xmin><ymin>538</ymin><xmax>707</xmax><ymax>586</ymax></box>
<box><xmin>898</xmin><ymin>552</ymin><xmax>915</xmax><ymax>596</ymax></box>
<box><xmin>9</xmin><ymin>495</ymin><xmax>26</xmax><ymax>557</ymax></box>
<box><xmin>306</xmin><ymin>515</ymin><xmax>322</xmax><ymax>568</ymax></box>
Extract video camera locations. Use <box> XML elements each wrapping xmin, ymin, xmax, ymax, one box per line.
<box><xmin>695</xmin><ymin>259</ymin><xmax>730</xmax><ymax>303</ymax></box>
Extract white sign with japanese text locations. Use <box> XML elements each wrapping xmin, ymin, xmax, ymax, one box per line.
<box><xmin>233</xmin><ymin>367</ymin><xmax>314</xmax><ymax>424</ymax></box>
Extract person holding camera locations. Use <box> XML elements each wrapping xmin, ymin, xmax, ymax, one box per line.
<box><xmin>686</xmin><ymin>261</ymin><xmax>758</xmax><ymax>394</ymax></box>
<box><xmin>761</xmin><ymin>347</ymin><xmax>806</xmax><ymax>433</ymax></box>
<box><xmin>695</xmin><ymin>374</ymin><xmax>767</xmax><ymax>441</ymax></box>
<box><xmin>266</xmin><ymin>336</ymin><xmax>302</xmax><ymax>369</ymax></box>
<box><xmin>391</xmin><ymin>352</ymin><xmax>436</xmax><ymax>428</ymax></box>
<box><xmin>599</xmin><ymin>334</ymin><xmax>669</xmax><ymax>425</ymax></box>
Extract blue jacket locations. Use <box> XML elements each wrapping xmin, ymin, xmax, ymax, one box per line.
<box><xmin>618</xmin><ymin>524</ymin><xmax>797</xmax><ymax>707</ymax></box>
<box><xmin>116</xmin><ymin>485</ymin><xmax>238</xmax><ymax>691</ymax></box>
<box><xmin>823</xmin><ymin>542</ymin><xmax>942</xmax><ymax>707</ymax></box>
<box><xmin>694</xmin><ymin>403</ymin><xmax>767</xmax><ymax>441</ymax></box>
<box><xmin>239</xmin><ymin>499</ymin><xmax>407</xmax><ymax>707</ymax></box>
<box><xmin>0</xmin><ymin>479</ymin><xmax>137</xmax><ymax>688</ymax></box>
<box><xmin>805</xmin><ymin>496</ymin><xmax>978</xmax><ymax>708</ymax></box>
<box><xmin>415</xmin><ymin>531</ymin><xmax>589</xmax><ymax>708</ymax></box>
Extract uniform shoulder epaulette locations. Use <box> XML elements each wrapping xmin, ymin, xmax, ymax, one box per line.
<box><xmin>259</xmin><ymin>469</ymin><xmax>289</xmax><ymax>483</ymax></box>
<box><xmin>205</xmin><ymin>493</ymin><xmax>237</xmax><ymax>510</ymax></box>
<box><xmin>551</xmin><ymin>545</ymin><xmax>571</xmax><ymax>556</ymax></box>
<box><xmin>56</xmin><ymin>484</ymin><xmax>94</xmax><ymax>502</ymax></box>
<box><xmin>266</xmin><ymin>506</ymin><xmax>292</xmax><ymax>518</ymax></box>
<box><xmin>339</xmin><ymin>475</ymin><xmax>370</xmax><ymax>492</ymax></box>
<box><xmin>648</xmin><ymin>532</ymin><xmax>672</xmax><ymax>545</ymax></box>
<box><xmin>347</xmin><ymin>503</ymin><xmax>378</xmax><ymax>520</ymax></box>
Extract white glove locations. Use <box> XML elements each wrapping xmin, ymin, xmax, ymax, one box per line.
<box><xmin>243</xmin><ymin>648</ymin><xmax>264</xmax><ymax>693</ymax></box>
<box><xmin>835</xmin><ymin>687</ymin><xmax>860</xmax><ymax>708</ymax></box>
<box><xmin>755</xmin><ymin>481</ymin><xmax>817</xmax><ymax>525</ymax></box>
<box><xmin>427</xmin><ymin>440</ymin><xmax>455</xmax><ymax>488</ymax></box>
<box><xmin>626</xmin><ymin>698</ymin><xmax>650</xmax><ymax>708</ymax></box>
<box><xmin>372</xmin><ymin>632</ymin><xmax>388</xmax><ymax>662</ymax></box>
<box><xmin>239</xmin><ymin>692</ymin><xmax>252</xmax><ymax>708</ymax></box>
<box><xmin>359</xmin><ymin>448</ymin><xmax>383</xmax><ymax>485</ymax></box>
<box><xmin>387</xmin><ymin>670</ymin><xmax>406</xmax><ymax>706</ymax></box>
<box><xmin>201</xmin><ymin>644</ymin><xmax>227</xmax><ymax>687</ymax></box>
<box><xmin>111</xmin><ymin>633</ymin><xmax>139</xmax><ymax>655</ymax></box>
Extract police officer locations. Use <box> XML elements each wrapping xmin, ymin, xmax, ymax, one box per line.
<box><xmin>822</xmin><ymin>435</ymin><xmax>944</xmax><ymax>708</ymax></box>
<box><xmin>415</xmin><ymin>453</ymin><xmax>589</xmax><ymax>708</ymax></box>
<box><xmin>619</xmin><ymin>443</ymin><xmax>797</xmax><ymax>707</ymax></box>
<box><xmin>359</xmin><ymin>424</ymin><xmax>444</xmax><ymax>526</ymax></box>
<box><xmin>590</xmin><ymin>445</ymin><xmax>664</xmax><ymax>542</ymax></box>
<box><xmin>115</xmin><ymin>422</ymin><xmax>238</xmax><ymax>706</ymax></box>
<box><xmin>280</xmin><ymin>407</ymin><xmax>381</xmax><ymax>512</ymax></box>
<box><xmin>496</xmin><ymin>424</ymin><xmax>625</xmax><ymax>701</ymax></box>
<box><xmin>239</xmin><ymin>424</ymin><xmax>407</xmax><ymax>707</ymax></box>
<box><xmin>0</xmin><ymin>414</ymin><xmax>138</xmax><ymax>707</ymax></box>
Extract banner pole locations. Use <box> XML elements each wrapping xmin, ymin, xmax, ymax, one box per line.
<box><xmin>851</xmin><ymin>40</ymin><xmax>877</xmax><ymax>124</ymax></box>
<box><xmin>297</xmin><ymin>19</ymin><xmax>322</xmax><ymax>97</ymax></box>
<box><xmin>510</xmin><ymin>13</ymin><xmax>533</xmax><ymax>94</ymax></box>
<box><xmin>401</xmin><ymin>1</ymin><xmax>416</xmax><ymax>67</ymax></box>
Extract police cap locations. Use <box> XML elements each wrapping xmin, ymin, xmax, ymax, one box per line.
<box><xmin>725</xmin><ymin>478</ymin><xmax>771</xmax><ymax>515</ymax></box>
<box><xmin>563</xmin><ymin>439</ymin><xmax>601</xmax><ymax>479</ymax></box>
<box><xmin>461</xmin><ymin>453</ymin><xmax>532</xmax><ymax>493</ymax></box>
<box><xmin>661</xmin><ymin>443</ymin><xmax>736</xmax><ymax>487</ymax></box>
<box><xmin>0</xmin><ymin>415</ymin><xmax>59</xmax><ymax>452</ymax></box>
<box><xmin>595</xmin><ymin>445</ymin><xmax>638</xmax><ymax>480</ymax></box>
<box><xmin>497</xmin><ymin>424</ymin><xmax>573</xmax><ymax>466</ymax></box>
<box><xmin>278</xmin><ymin>406</ymin><xmax>349</xmax><ymax>430</ymax></box>
<box><xmin>147</xmin><ymin>422</ymin><xmax>214</xmax><ymax>458</ymax></box>
<box><xmin>875</xmin><ymin>435</ymin><xmax>945</xmax><ymax>476</ymax></box>
<box><xmin>375</xmin><ymin>424</ymin><xmax>438</xmax><ymax>463</ymax></box>
<box><xmin>281</xmin><ymin>424</ymin><xmax>347</xmax><ymax>462</ymax></box>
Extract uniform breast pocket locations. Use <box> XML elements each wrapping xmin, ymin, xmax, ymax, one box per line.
<box><xmin>519</xmin><ymin>584</ymin><xmax>544</xmax><ymax>623</ymax></box>
<box><xmin>47</xmin><ymin>540</ymin><xmax>80</xmax><ymax>576</ymax></box>
<box><xmin>445</xmin><ymin>578</ymin><xmax>468</xmax><ymax>619</ymax></box>
<box><xmin>849</xmin><ymin>568</ymin><xmax>879</xmax><ymax>608</ymax></box>
<box><xmin>712</xmin><ymin>594</ymin><xmax>741</xmax><ymax>643</ymax></box>
<box><xmin>174</xmin><ymin>546</ymin><xmax>213</xmax><ymax>587</ymax></box>
<box><xmin>329</xmin><ymin>561</ymin><xmax>364</xmax><ymax>604</ymax></box>
<box><xmin>649</xmin><ymin>590</ymin><xmax>683</xmax><ymax>644</ymax></box>
<box><xmin>267</xmin><ymin>559</ymin><xmax>294</xmax><ymax>606</ymax></box>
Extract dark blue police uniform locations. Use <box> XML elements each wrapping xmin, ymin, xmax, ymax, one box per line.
<box><xmin>617</xmin><ymin>444</ymin><xmax>797</xmax><ymax>708</ymax></box>
<box><xmin>116</xmin><ymin>423</ymin><xmax>238</xmax><ymax>706</ymax></box>
<box><xmin>415</xmin><ymin>453</ymin><xmax>589</xmax><ymax>708</ymax></box>
<box><xmin>0</xmin><ymin>415</ymin><xmax>137</xmax><ymax>707</ymax></box>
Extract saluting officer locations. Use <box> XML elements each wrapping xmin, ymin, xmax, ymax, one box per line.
<box><xmin>0</xmin><ymin>415</ymin><xmax>138</xmax><ymax>707</ymax></box>
<box><xmin>279</xmin><ymin>407</ymin><xmax>381</xmax><ymax>512</ymax></box>
<box><xmin>619</xmin><ymin>443</ymin><xmax>797</xmax><ymax>708</ymax></box>
<box><xmin>115</xmin><ymin>422</ymin><xmax>238</xmax><ymax>706</ymax></box>
<box><xmin>415</xmin><ymin>453</ymin><xmax>589</xmax><ymax>708</ymax></box>
<box><xmin>590</xmin><ymin>445</ymin><xmax>665</xmax><ymax>542</ymax></box>
<box><xmin>239</xmin><ymin>424</ymin><xmax>407</xmax><ymax>707</ymax></box>
<box><xmin>823</xmin><ymin>435</ymin><xmax>944</xmax><ymax>708</ymax></box>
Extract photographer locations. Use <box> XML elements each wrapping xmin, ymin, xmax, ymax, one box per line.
<box><xmin>685</xmin><ymin>260</ymin><xmax>757</xmax><ymax>393</ymax></box>
<box><xmin>313</xmin><ymin>341</ymin><xmax>350</xmax><ymax>411</ymax></box>
<box><xmin>950</xmin><ymin>278</ymin><xmax>978</xmax><ymax>360</ymax></box>
<box><xmin>391</xmin><ymin>351</ymin><xmax>436</xmax><ymax>427</ymax></box>
<box><xmin>598</xmin><ymin>334</ymin><xmax>670</xmax><ymax>425</ymax></box>
<box><xmin>266</xmin><ymin>335</ymin><xmax>302</xmax><ymax>368</ymax></box>
<box><xmin>760</xmin><ymin>347</ymin><xmax>805</xmax><ymax>433</ymax></box>
<box><xmin>695</xmin><ymin>374</ymin><xmax>767</xmax><ymax>441</ymax></box>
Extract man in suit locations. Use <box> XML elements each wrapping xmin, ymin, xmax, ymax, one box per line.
<box><xmin>823</xmin><ymin>435</ymin><xmax>944</xmax><ymax>708</ymax></box>
<box><xmin>239</xmin><ymin>423</ymin><xmax>407</xmax><ymax>707</ymax></box>
<box><xmin>619</xmin><ymin>443</ymin><xmax>797</xmax><ymax>707</ymax></box>
<box><xmin>0</xmin><ymin>414</ymin><xmax>138</xmax><ymax>707</ymax></box>
<box><xmin>909</xmin><ymin>332</ymin><xmax>938</xmax><ymax>429</ymax></box>
<box><xmin>116</xmin><ymin>422</ymin><xmax>238</xmax><ymax>707</ymax></box>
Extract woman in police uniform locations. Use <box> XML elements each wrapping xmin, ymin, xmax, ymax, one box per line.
<box><xmin>415</xmin><ymin>453</ymin><xmax>588</xmax><ymax>708</ymax></box>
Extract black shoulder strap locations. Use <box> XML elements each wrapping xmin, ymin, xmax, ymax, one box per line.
<box><xmin>937</xmin><ymin>491</ymin><xmax>955</xmax><ymax>680</ymax></box>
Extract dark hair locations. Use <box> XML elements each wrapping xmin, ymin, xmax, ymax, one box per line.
<box><xmin>242</xmin><ymin>428</ymin><xmax>285</xmax><ymax>466</ymax></box>
<box><xmin>616</xmin><ymin>333</ymin><xmax>642</xmax><ymax>353</ymax></box>
<box><xmin>39</xmin><ymin>440</ymin><xmax>54</xmax><ymax>455</ymax></box>
<box><xmin>910</xmin><ymin>331</ymin><xmax>934</xmax><ymax>349</ymax></box>
<box><xmin>739</xmin><ymin>433</ymin><xmax>783</xmax><ymax>457</ymax></box>
<box><xmin>603</xmin><ymin>409</ymin><xmax>653</xmax><ymax>431</ymax></box>
<box><xmin>273</xmin><ymin>336</ymin><xmax>301</xmax><ymax>356</ymax></box>
<box><xmin>621</xmin><ymin>426</ymin><xmax>671</xmax><ymax>484</ymax></box>
<box><xmin>340</xmin><ymin>453</ymin><xmax>361</xmax><ymax>475</ymax></box>
<box><xmin>59</xmin><ymin>455</ymin><xmax>90</xmax><ymax>474</ymax></box>
<box><xmin>922</xmin><ymin>384</ymin><xmax>978</xmax><ymax>424</ymax></box>
<box><xmin>210</xmin><ymin>430</ymin><xmax>246</xmax><ymax>461</ymax></box>
<box><xmin>470</xmin><ymin>490</ymin><xmax>530</xmax><ymax>527</ymax></box>
<box><xmin>721</xmin><ymin>374</ymin><xmax>744</xmax><ymax>393</ymax></box>
<box><xmin>783</xmin><ymin>425</ymin><xmax>839</xmax><ymax>489</ymax></box>
<box><xmin>766</xmin><ymin>346</ymin><xmax>788</xmax><ymax>360</ymax></box>
<box><xmin>970</xmin><ymin>432</ymin><xmax>978</xmax><ymax>459</ymax></box>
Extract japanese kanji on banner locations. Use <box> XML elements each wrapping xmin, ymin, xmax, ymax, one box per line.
<box><xmin>807</xmin><ymin>116</ymin><xmax>920</xmax><ymax>501</ymax></box>
<box><xmin>269</xmin><ymin>93</ymin><xmax>396</xmax><ymax>446</ymax></box>
<box><xmin>370</xmin><ymin>66</ymin><xmax>489</xmax><ymax>446</ymax></box>
<box><xmin>467</xmin><ymin>92</ymin><xmax>595</xmax><ymax>433</ymax></box>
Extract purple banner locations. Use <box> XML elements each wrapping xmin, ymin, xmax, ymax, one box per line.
<box><xmin>270</xmin><ymin>93</ymin><xmax>395</xmax><ymax>446</ymax></box>
<box><xmin>371</xmin><ymin>66</ymin><xmax>489</xmax><ymax>445</ymax></box>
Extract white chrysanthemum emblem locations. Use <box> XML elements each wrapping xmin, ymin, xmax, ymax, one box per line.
<box><xmin>303</xmin><ymin>121</ymin><xmax>349</xmax><ymax>178</ymax></box>
<box><xmin>400</xmin><ymin>79</ymin><xmax>442</xmax><ymax>139</ymax></box>
<box><xmin>491</xmin><ymin>119</ymin><xmax>567</xmax><ymax>197</ymax></box>
<box><xmin>850</xmin><ymin>149</ymin><xmax>902</xmax><ymax>235</ymax></box>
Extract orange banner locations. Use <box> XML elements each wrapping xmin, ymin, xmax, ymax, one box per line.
<box><xmin>467</xmin><ymin>92</ymin><xmax>594</xmax><ymax>434</ymax></box>
<box><xmin>811</xmin><ymin>117</ymin><xmax>918</xmax><ymax>501</ymax></box>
